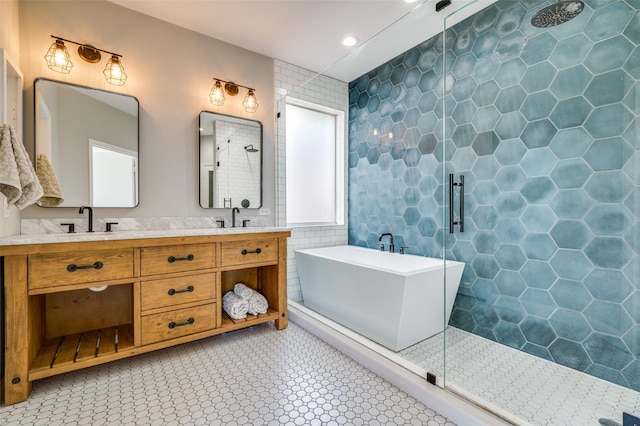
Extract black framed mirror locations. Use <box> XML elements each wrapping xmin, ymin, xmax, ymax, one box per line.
<box><xmin>199</xmin><ymin>111</ymin><xmax>262</xmax><ymax>209</ymax></box>
<box><xmin>34</xmin><ymin>78</ymin><xmax>139</xmax><ymax>208</ymax></box>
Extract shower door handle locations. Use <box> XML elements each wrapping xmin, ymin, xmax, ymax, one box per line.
<box><xmin>449</xmin><ymin>173</ymin><xmax>464</xmax><ymax>233</ymax></box>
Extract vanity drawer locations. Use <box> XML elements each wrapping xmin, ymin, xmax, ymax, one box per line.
<box><xmin>141</xmin><ymin>303</ymin><xmax>216</xmax><ymax>345</ymax></box>
<box><xmin>141</xmin><ymin>273</ymin><xmax>216</xmax><ymax>311</ymax></box>
<box><xmin>220</xmin><ymin>239</ymin><xmax>278</xmax><ymax>266</ymax></box>
<box><xmin>29</xmin><ymin>249</ymin><xmax>134</xmax><ymax>289</ymax></box>
<box><xmin>140</xmin><ymin>243</ymin><xmax>215</xmax><ymax>276</ymax></box>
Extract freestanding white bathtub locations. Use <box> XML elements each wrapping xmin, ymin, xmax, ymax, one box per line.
<box><xmin>295</xmin><ymin>245</ymin><xmax>465</xmax><ymax>352</ymax></box>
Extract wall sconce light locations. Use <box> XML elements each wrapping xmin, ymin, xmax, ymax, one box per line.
<box><xmin>209</xmin><ymin>80</ymin><xmax>225</xmax><ymax>106</ymax></box>
<box><xmin>103</xmin><ymin>55</ymin><xmax>127</xmax><ymax>86</ymax></box>
<box><xmin>243</xmin><ymin>89</ymin><xmax>258</xmax><ymax>113</ymax></box>
<box><xmin>209</xmin><ymin>78</ymin><xmax>258</xmax><ymax>113</ymax></box>
<box><xmin>44</xmin><ymin>35</ymin><xmax>127</xmax><ymax>86</ymax></box>
<box><xmin>44</xmin><ymin>39</ymin><xmax>74</xmax><ymax>73</ymax></box>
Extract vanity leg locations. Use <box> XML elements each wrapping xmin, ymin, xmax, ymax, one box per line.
<box><xmin>3</xmin><ymin>255</ymin><xmax>32</xmax><ymax>404</ymax></box>
<box><xmin>275</xmin><ymin>237</ymin><xmax>288</xmax><ymax>330</ymax></box>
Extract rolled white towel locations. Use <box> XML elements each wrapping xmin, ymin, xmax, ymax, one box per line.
<box><xmin>222</xmin><ymin>291</ymin><xmax>249</xmax><ymax>320</ymax></box>
<box><xmin>247</xmin><ymin>292</ymin><xmax>269</xmax><ymax>315</ymax></box>
<box><xmin>234</xmin><ymin>282</ymin><xmax>254</xmax><ymax>300</ymax></box>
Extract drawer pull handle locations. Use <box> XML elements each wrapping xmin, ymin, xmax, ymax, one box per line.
<box><xmin>241</xmin><ymin>248</ymin><xmax>262</xmax><ymax>255</ymax></box>
<box><xmin>67</xmin><ymin>261</ymin><xmax>104</xmax><ymax>272</ymax></box>
<box><xmin>168</xmin><ymin>318</ymin><xmax>195</xmax><ymax>329</ymax></box>
<box><xmin>167</xmin><ymin>254</ymin><xmax>195</xmax><ymax>263</ymax></box>
<box><xmin>168</xmin><ymin>286</ymin><xmax>195</xmax><ymax>296</ymax></box>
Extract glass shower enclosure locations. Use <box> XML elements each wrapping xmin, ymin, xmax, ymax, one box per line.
<box><xmin>340</xmin><ymin>0</ymin><xmax>640</xmax><ymax>424</ymax></box>
<box><xmin>294</xmin><ymin>0</ymin><xmax>639</xmax><ymax>424</ymax></box>
<box><xmin>441</xmin><ymin>0</ymin><xmax>640</xmax><ymax>424</ymax></box>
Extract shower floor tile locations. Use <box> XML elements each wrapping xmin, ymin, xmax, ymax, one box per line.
<box><xmin>0</xmin><ymin>322</ymin><xmax>455</xmax><ymax>426</ymax></box>
<box><xmin>400</xmin><ymin>327</ymin><xmax>640</xmax><ymax>426</ymax></box>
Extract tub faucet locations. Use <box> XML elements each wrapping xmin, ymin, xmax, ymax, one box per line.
<box><xmin>232</xmin><ymin>207</ymin><xmax>240</xmax><ymax>227</ymax></box>
<box><xmin>79</xmin><ymin>206</ymin><xmax>94</xmax><ymax>232</ymax></box>
<box><xmin>378</xmin><ymin>233</ymin><xmax>394</xmax><ymax>253</ymax></box>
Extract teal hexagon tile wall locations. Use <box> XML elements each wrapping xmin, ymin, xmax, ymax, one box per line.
<box><xmin>348</xmin><ymin>0</ymin><xmax>640</xmax><ymax>391</ymax></box>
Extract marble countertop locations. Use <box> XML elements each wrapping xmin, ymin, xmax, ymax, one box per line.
<box><xmin>0</xmin><ymin>226</ymin><xmax>290</xmax><ymax>246</ymax></box>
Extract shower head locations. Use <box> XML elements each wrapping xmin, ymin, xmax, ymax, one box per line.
<box><xmin>244</xmin><ymin>144</ymin><xmax>259</xmax><ymax>153</ymax></box>
<box><xmin>531</xmin><ymin>0</ymin><xmax>584</xmax><ymax>28</ymax></box>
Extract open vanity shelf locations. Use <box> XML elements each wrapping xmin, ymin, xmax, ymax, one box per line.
<box><xmin>30</xmin><ymin>324</ymin><xmax>135</xmax><ymax>380</ymax></box>
<box><xmin>1</xmin><ymin>229</ymin><xmax>290</xmax><ymax>404</ymax></box>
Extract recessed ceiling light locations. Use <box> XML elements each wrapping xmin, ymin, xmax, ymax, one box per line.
<box><xmin>342</xmin><ymin>36</ymin><xmax>358</xmax><ymax>47</ymax></box>
<box><xmin>403</xmin><ymin>0</ymin><xmax>419</xmax><ymax>3</ymax></box>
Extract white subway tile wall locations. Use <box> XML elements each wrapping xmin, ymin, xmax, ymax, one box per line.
<box><xmin>214</xmin><ymin>120</ymin><xmax>261</xmax><ymax>209</ymax></box>
<box><xmin>274</xmin><ymin>60</ymin><xmax>349</xmax><ymax>301</ymax></box>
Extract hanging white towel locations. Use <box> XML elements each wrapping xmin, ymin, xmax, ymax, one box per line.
<box><xmin>247</xmin><ymin>291</ymin><xmax>268</xmax><ymax>315</ymax></box>
<box><xmin>233</xmin><ymin>282</ymin><xmax>254</xmax><ymax>300</ymax></box>
<box><xmin>0</xmin><ymin>125</ymin><xmax>43</xmax><ymax>209</ymax></box>
<box><xmin>222</xmin><ymin>291</ymin><xmax>249</xmax><ymax>320</ymax></box>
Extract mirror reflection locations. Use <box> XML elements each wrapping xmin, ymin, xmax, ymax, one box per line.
<box><xmin>199</xmin><ymin>111</ymin><xmax>262</xmax><ymax>209</ymax></box>
<box><xmin>34</xmin><ymin>78</ymin><xmax>139</xmax><ymax>208</ymax></box>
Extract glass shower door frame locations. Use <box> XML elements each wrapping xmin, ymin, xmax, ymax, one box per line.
<box><xmin>440</xmin><ymin>0</ymin><xmax>640</xmax><ymax>424</ymax></box>
<box><xmin>441</xmin><ymin>0</ymin><xmax>480</xmax><ymax>392</ymax></box>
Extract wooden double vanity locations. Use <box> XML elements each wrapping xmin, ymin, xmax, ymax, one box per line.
<box><xmin>0</xmin><ymin>228</ymin><xmax>290</xmax><ymax>404</ymax></box>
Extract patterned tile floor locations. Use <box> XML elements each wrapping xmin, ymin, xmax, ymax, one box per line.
<box><xmin>292</xmin><ymin>298</ymin><xmax>640</xmax><ymax>426</ymax></box>
<box><xmin>401</xmin><ymin>328</ymin><xmax>640</xmax><ymax>426</ymax></box>
<box><xmin>0</xmin><ymin>322</ymin><xmax>456</xmax><ymax>426</ymax></box>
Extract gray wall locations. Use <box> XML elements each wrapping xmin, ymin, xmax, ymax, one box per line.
<box><xmin>17</xmin><ymin>0</ymin><xmax>276</xmax><ymax>223</ymax></box>
<box><xmin>0</xmin><ymin>0</ymin><xmax>21</xmax><ymax>236</ymax></box>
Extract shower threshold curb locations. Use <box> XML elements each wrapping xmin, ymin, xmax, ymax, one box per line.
<box><xmin>288</xmin><ymin>301</ymin><xmax>511</xmax><ymax>426</ymax></box>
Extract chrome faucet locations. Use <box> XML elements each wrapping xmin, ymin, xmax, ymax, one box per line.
<box><xmin>378</xmin><ymin>233</ymin><xmax>394</xmax><ymax>253</ymax></box>
<box><xmin>232</xmin><ymin>207</ymin><xmax>240</xmax><ymax>227</ymax></box>
<box><xmin>79</xmin><ymin>206</ymin><xmax>94</xmax><ymax>232</ymax></box>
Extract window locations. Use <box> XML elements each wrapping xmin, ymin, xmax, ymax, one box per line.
<box><xmin>285</xmin><ymin>98</ymin><xmax>344</xmax><ymax>226</ymax></box>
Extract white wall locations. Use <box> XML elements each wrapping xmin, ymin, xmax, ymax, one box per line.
<box><xmin>274</xmin><ymin>60</ymin><xmax>349</xmax><ymax>302</ymax></box>
<box><xmin>17</xmin><ymin>0</ymin><xmax>276</xmax><ymax>225</ymax></box>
